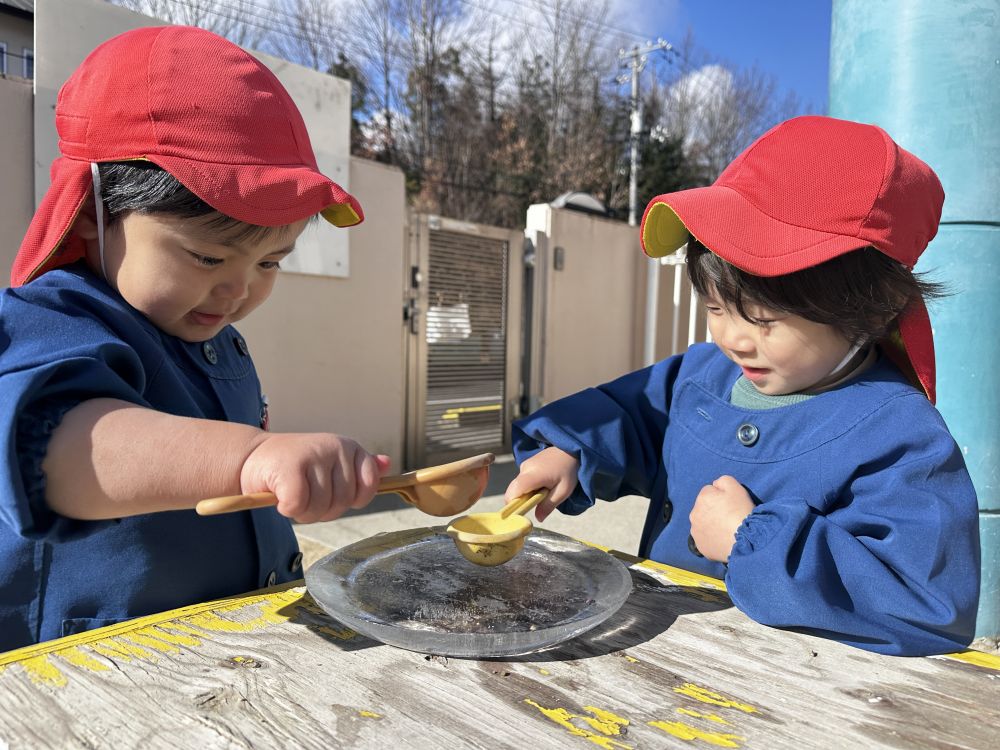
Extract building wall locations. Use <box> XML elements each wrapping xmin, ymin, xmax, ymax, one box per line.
<box><xmin>0</xmin><ymin>10</ymin><xmax>32</xmax><ymax>78</ymax></box>
<box><xmin>527</xmin><ymin>205</ymin><xmax>646</xmax><ymax>403</ymax></box>
<box><xmin>236</xmin><ymin>158</ymin><xmax>407</xmax><ymax>465</ymax></box>
<box><xmin>0</xmin><ymin>75</ymin><xmax>32</xmax><ymax>275</ymax></box>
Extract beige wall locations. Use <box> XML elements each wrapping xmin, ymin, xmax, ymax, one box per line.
<box><xmin>526</xmin><ymin>205</ymin><xmax>708</xmax><ymax>407</ymax></box>
<box><xmin>237</xmin><ymin>158</ymin><xmax>407</xmax><ymax>465</ymax></box>
<box><xmin>0</xmin><ymin>75</ymin><xmax>32</xmax><ymax>278</ymax></box>
<box><xmin>0</xmin><ymin>10</ymin><xmax>32</xmax><ymax>78</ymax></box>
<box><xmin>527</xmin><ymin>205</ymin><xmax>645</xmax><ymax>403</ymax></box>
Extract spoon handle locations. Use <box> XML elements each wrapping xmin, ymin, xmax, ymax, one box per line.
<box><xmin>195</xmin><ymin>482</ymin><xmax>406</xmax><ymax>516</ymax></box>
<box><xmin>194</xmin><ymin>452</ymin><xmax>496</xmax><ymax>516</ymax></box>
<box><xmin>498</xmin><ymin>489</ymin><xmax>549</xmax><ymax>519</ymax></box>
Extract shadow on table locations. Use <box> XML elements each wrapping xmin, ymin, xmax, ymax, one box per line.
<box><xmin>276</xmin><ymin>593</ymin><xmax>382</xmax><ymax>653</ymax></box>
<box><xmin>508</xmin><ymin>565</ymin><xmax>733</xmax><ymax>663</ymax></box>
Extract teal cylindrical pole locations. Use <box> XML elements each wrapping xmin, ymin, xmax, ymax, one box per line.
<box><xmin>830</xmin><ymin>0</ymin><xmax>1000</xmax><ymax>639</ymax></box>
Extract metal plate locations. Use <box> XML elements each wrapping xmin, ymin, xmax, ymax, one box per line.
<box><xmin>305</xmin><ymin>526</ymin><xmax>633</xmax><ymax>658</ymax></box>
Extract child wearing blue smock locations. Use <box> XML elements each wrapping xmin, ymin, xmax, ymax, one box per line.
<box><xmin>0</xmin><ymin>27</ymin><xmax>391</xmax><ymax>651</ymax></box>
<box><xmin>505</xmin><ymin>116</ymin><xmax>980</xmax><ymax>656</ymax></box>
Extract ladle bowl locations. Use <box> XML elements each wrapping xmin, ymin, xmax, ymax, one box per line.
<box><xmin>446</xmin><ymin>489</ymin><xmax>549</xmax><ymax>566</ymax></box>
<box><xmin>196</xmin><ymin>453</ymin><xmax>495</xmax><ymax>517</ymax></box>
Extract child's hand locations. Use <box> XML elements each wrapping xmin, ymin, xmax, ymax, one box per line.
<box><xmin>239</xmin><ymin>433</ymin><xmax>392</xmax><ymax>523</ymax></box>
<box><xmin>504</xmin><ymin>447</ymin><xmax>580</xmax><ymax>522</ymax></box>
<box><xmin>689</xmin><ymin>475</ymin><xmax>755</xmax><ymax>563</ymax></box>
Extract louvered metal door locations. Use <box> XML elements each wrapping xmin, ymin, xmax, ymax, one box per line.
<box><xmin>405</xmin><ymin>215</ymin><xmax>523</xmax><ymax>468</ymax></box>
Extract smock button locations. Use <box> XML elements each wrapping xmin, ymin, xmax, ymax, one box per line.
<box><xmin>661</xmin><ymin>500</ymin><xmax>673</xmax><ymax>525</ymax></box>
<box><xmin>265</xmin><ymin>570</ymin><xmax>278</xmax><ymax>587</ymax></box>
<box><xmin>289</xmin><ymin>552</ymin><xmax>304</xmax><ymax>573</ymax></box>
<box><xmin>202</xmin><ymin>342</ymin><xmax>218</xmax><ymax>365</ymax></box>
<box><xmin>234</xmin><ymin>337</ymin><xmax>249</xmax><ymax>356</ymax></box>
<box><xmin>736</xmin><ymin>422</ymin><xmax>759</xmax><ymax>446</ymax></box>
<box><xmin>688</xmin><ymin>534</ymin><xmax>704</xmax><ymax>557</ymax></box>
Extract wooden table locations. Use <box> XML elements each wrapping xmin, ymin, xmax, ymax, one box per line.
<box><xmin>1</xmin><ymin>548</ymin><xmax>997</xmax><ymax>749</ymax></box>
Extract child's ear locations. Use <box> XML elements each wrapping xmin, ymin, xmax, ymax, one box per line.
<box><xmin>71</xmin><ymin>195</ymin><xmax>100</xmax><ymax>241</ymax></box>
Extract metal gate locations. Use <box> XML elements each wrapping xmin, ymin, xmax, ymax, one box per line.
<box><xmin>404</xmin><ymin>215</ymin><xmax>523</xmax><ymax>468</ymax></box>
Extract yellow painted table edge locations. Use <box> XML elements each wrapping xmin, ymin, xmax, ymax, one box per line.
<box><xmin>0</xmin><ymin>580</ymin><xmax>306</xmax><ymax>667</ymax></box>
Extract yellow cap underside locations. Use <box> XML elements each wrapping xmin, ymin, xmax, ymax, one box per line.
<box><xmin>322</xmin><ymin>202</ymin><xmax>362</xmax><ymax>227</ymax></box>
<box><xmin>643</xmin><ymin>202</ymin><xmax>689</xmax><ymax>257</ymax></box>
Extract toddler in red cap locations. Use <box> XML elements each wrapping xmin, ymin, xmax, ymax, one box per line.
<box><xmin>507</xmin><ymin>116</ymin><xmax>980</xmax><ymax>656</ymax></box>
<box><xmin>0</xmin><ymin>26</ymin><xmax>388</xmax><ymax>651</ymax></box>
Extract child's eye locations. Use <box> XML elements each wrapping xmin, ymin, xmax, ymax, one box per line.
<box><xmin>187</xmin><ymin>251</ymin><xmax>223</xmax><ymax>267</ymax></box>
<box><xmin>259</xmin><ymin>260</ymin><xmax>281</xmax><ymax>270</ymax></box>
<box><xmin>754</xmin><ymin>318</ymin><xmax>778</xmax><ymax>328</ymax></box>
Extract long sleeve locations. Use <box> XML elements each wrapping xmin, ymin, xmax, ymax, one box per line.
<box><xmin>0</xmin><ymin>283</ymin><xmax>159</xmax><ymax>538</ymax></box>
<box><xmin>725</xmin><ymin>395</ymin><xmax>980</xmax><ymax>656</ymax></box>
<box><xmin>512</xmin><ymin>354</ymin><xmax>683</xmax><ymax>514</ymax></box>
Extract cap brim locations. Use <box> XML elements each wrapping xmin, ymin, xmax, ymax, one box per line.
<box><xmin>150</xmin><ymin>155</ymin><xmax>363</xmax><ymax>228</ymax></box>
<box><xmin>641</xmin><ymin>186</ymin><xmax>867</xmax><ymax>277</ymax></box>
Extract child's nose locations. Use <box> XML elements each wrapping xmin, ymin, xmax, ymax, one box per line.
<box><xmin>214</xmin><ymin>273</ymin><xmax>250</xmax><ymax>301</ymax></box>
<box><xmin>717</xmin><ymin>316</ymin><xmax>756</xmax><ymax>353</ymax></box>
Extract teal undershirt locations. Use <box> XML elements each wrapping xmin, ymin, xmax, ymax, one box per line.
<box><xmin>729</xmin><ymin>376</ymin><xmax>815</xmax><ymax>410</ymax></box>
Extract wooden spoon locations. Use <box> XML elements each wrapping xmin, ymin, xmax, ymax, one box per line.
<box><xmin>195</xmin><ymin>452</ymin><xmax>495</xmax><ymax>517</ymax></box>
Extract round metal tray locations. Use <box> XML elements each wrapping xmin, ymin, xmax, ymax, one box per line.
<box><xmin>305</xmin><ymin>526</ymin><xmax>633</xmax><ymax>658</ymax></box>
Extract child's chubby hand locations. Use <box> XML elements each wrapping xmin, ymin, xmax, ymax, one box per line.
<box><xmin>239</xmin><ymin>433</ymin><xmax>392</xmax><ymax>523</ymax></box>
<box><xmin>504</xmin><ymin>446</ymin><xmax>580</xmax><ymax>522</ymax></box>
<box><xmin>689</xmin><ymin>475</ymin><xmax>756</xmax><ymax>563</ymax></box>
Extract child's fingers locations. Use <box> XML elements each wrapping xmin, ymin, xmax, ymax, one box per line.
<box><xmin>321</xmin><ymin>448</ymin><xmax>358</xmax><ymax>522</ymax></box>
<box><xmin>712</xmin><ymin>475</ymin><xmax>740</xmax><ymax>491</ymax></box>
<box><xmin>533</xmin><ymin>476</ymin><xmax>577</xmax><ymax>522</ymax></box>
<box><xmin>350</xmin><ymin>451</ymin><xmax>381</xmax><ymax>510</ymax></box>
<box><xmin>272</xmin><ymin>470</ymin><xmax>314</xmax><ymax>520</ymax></box>
<box><xmin>374</xmin><ymin>454</ymin><xmax>392</xmax><ymax>475</ymax></box>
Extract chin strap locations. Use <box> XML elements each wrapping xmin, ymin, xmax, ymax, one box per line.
<box><xmin>91</xmin><ymin>162</ymin><xmax>108</xmax><ymax>280</ymax></box>
<box><xmin>829</xmin><ymin>341</ymin><xmax>864</xmax><ymax>378</ymax></box>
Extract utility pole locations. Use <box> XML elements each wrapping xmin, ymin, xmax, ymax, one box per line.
<box><xmin>619</xmin><ymin>40</ymin><xmax>671</xmax><ymax>367</ymax></box>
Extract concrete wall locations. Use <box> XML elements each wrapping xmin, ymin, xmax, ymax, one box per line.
<box><xmin>237</xmin><ymin>158</ymin><xmax>407</xmax><ymax>465</ymax></box>
<box><xmin>526</xmin><ymin>204</ymin><xmax>645</xmax><ymax>403</ymax></box>
<box><xmin>0</xmin><ymin>75</ymin><xmax>32</xmax><ymax>276</ymax></box>
<box><xmin>0</xmin><ymin>9</ymin><xmax>32</xmax><ymax>78</ymax></box>
<box><xmin>525</xmin><ymin>204</ymin><xmax>709</xmax><ymax>407</ymax></box>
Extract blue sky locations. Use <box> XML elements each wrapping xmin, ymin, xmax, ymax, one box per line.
<box><xmin>616</xmin><ymin>0</ymin><xmax>833</xmax><ymax>113</ymax></box>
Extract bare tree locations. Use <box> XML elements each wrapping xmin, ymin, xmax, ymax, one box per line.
<box><xmin>111</xmin><ymin>0</ymin><xmax>267</xmax><ymax>49</ymax></box>
<box><xmin>655</xmin><ymin>31</ymin><xmax>805</xmax><ymax>180</ymax></box>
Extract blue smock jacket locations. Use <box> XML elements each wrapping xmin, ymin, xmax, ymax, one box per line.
<box><xmin>513</xmin><ymin>343</ymin><xmax>981</xmax><ymax>656</ymax></box>
<box><xmin>0</xmin><ymin>264</ymin><xmax>299</xmax><ymax>651</ymax></box>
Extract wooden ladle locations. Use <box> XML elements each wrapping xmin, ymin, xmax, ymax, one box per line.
<box><xmin>195</xmin><ymin>452</ymin><xmax>496</xmax><ymax>517</ymax></box>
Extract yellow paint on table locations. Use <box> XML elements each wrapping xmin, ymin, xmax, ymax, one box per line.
<box><xmin>524</xmin><ymin>699</ymin><xmax>632</xmax><ymax>750</ymax></box>
<box><xmin>676</xmin><ymin>707</ymin><xmax>732</xmax><ymax>726</ymax></box>
<box><xmin>940</xmin><ymin>649</ymin><xmax>1000</xmax><ymax>671</ymax></box>
<box><xmin>579</xmin><ymin>542</ymin><xmax>728</xmax><ymax>592</ymax></box>
<box><xmin>0</xmin><ymin>583</ymin><xmax>310</xmax><ymax>689</ymax></box>
<box><xmin>358</xmin><ymin>710</ymin><xmax>382</xmax><ymax>719</ymax></box>
<box><xmin>649</xmin><ymin>719</ymin><xmax>745</xmax><ymax>748</ymax></box>
<box><xmin>57</xmin><ymin>647</ymin><xmax>110</xmax><ymax>673</ymax></box>
<box><xmin>673</xmin><ymin>684</ymin><xmax>758</xmax><ymax>713</ymax></box>
<box><xmin>20</xmin><ymin>655</ymin><xmax>68</xmax><ymax>688</ymax></box>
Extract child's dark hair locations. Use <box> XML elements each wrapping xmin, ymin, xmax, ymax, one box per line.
<box><xmin>685</xmin><ymin>237</ymin><xmax>947</xmax><ymax>344</ymax></box>
<box><xmin>96</xmin><ymin>161</ymin><xmax>311</xmax><ymax>243</ymax></box>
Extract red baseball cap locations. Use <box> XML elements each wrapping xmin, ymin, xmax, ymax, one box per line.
<box><xmin>12</xmin><ymin>25</ymin><xmax>364</xmax><ymax>287</ymax></box>
<box><xmin>640</xmin><ymin>115</ymin><xmax>944</xmax><ymax>402</ymax></box>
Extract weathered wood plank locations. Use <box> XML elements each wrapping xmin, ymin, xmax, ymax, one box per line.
<box><xmin>0</xmin><ymin>561</ymin><xmax>997</xmax><ymax>749</ymax></box>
